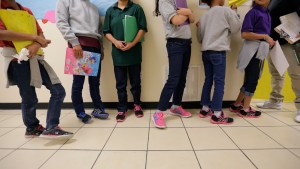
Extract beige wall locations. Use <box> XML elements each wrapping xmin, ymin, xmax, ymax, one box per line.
<box><xmin>0</xmin><ymin>0</ymin><xmax>251</xmax><ymax>103</ymax></box>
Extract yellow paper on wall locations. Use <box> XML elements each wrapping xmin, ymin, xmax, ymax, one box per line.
<box><xmin>0</xmin><ymin>9</ymin><xmax>43</xmax><ymax>55</ymax></box>
<box><xmin>229</xmin><ymin>0</ymin><xmax>250</xmax><ymax>7</ymax></box>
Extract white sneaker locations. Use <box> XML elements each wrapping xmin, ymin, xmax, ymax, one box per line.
<box><xmin>256</xmin><ymin>100</ymin><xmax>282</xmax><ymax>110</ymax></box>
<box><xmin>295</xmin><ymin>110</ymin><xmax>300</xmax><ymax>123</ymax></box>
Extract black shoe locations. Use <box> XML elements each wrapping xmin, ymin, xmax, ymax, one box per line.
<box><xmin>199</xmin><ymin>109</ymin><xmax>212</xmax><ymax>118</ymax></box>
<box><xmin>77</xmin><ymin>112</ymin><xmax>92</xmax><ymax>124</ymax></box>
<box><xmin>229</xmin><ymin>104</ymin><xmax>243</xmax><ymax>113</ymax></box>
<box><xmin>210</xmin><ymin>112</ymin><xmax>234</xmax><ymax>124</ymax></box>
<box><xmin>25</xmin><ymin>124</ymin><xmax>45</xmax><ymax>138</ymax></box>
<box><xmin>116</xmin><ymin>112</ymin><xmax>126</xmax><ymax>122</ymax></box>
<box><xmin>239</xmin><ymin>107</ymin><xmax>261</xmax><ymax>118</ymax></box>
<box><xmin>40</xmin><ymin>126</ymin><xmax>73</xmax><ymax>139</ymax></box>
<box><xmin>91</xmin><ymin>108</ymin><xmax>109</xmax><ymax>119</ymax></box>
<box><xmin>134</xmin><ymin>104</ymin><xmax>144</xmax><ymax>118</ymax></box>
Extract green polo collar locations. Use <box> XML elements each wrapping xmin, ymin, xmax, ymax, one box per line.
<box><xmin>113</xmin><ymin>0</ymin><xmax>133</xmax><ymax>9</ymax></box>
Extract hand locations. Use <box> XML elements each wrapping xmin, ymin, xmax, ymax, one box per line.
<box><xmin>73</xmin><ymin>45</ymin><xmax>83</xmax><ymax>59</ymax></box>
<box><xmin>231</xmin><ymin>4</ymin><xmax>237</xmax><ymax>10</ymax></box>
<box><xmin>113</xmin><ymin>40</ymin><xmax>126</xmax><ymax>50</ymax></box>
<box><xmin>26</xmin><ymin>43</ymin><xmax>41</xmax><ymax>57</ymax></box>
<box><xmin>34</xmin><ymin>36</ymin><xmax>51</xmax><ymax>48</ymax></box>
<box><xmin>266</xmin><ymin>36</ymin><xmax>276</xmax><ymax>47</ymax></box>
<box><xmin>177</xmin><ymin>8</ymin><xmax>192</xmax><ymax>16</ymax></box>
<box><xmin>297</xmin><ymin>34</ymin><xmax>300</xmax><ymax>38</ymax></box>
<box><xmin>121</xmin><ymin>42</ymin><xmax>135</xmax><ymax>51</ymax></box>
<box><xmin>196</xmin><ymin>21</ymin><xmax>200</xmax><ymax>28</ymax></box>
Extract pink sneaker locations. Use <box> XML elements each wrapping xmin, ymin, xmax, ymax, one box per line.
<box><xmin>169</xmin><ymin>106</ymin><xmax>192</xmax><ymax>118</ymax></box>
<box><xmin>152</xmin><ymin>112</ymin><xmax>166</xmax><ymax>129</ymax></box>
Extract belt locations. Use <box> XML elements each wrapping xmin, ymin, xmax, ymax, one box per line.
<box><xmin>68</xmin><ymin>36</ymin><xmax>100</xmax><ymax>49</ymax></box>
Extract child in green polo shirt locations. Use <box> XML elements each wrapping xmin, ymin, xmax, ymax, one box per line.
<box><xmin>103</xmin><ymin>0</ymin><xmax>147</xmax><ymax>122</ymax></box>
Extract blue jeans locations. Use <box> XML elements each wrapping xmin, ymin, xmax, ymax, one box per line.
<box><xmin>157</xmin><ymin>38</ymin><xmax>191</xmax><ymax>111</ymax></box>
<box><xmin>240</xmin><ymin>54</ymin><xmax>262</xmax><ymax>96</ymax></box>
<box><xmin>7</xmin><ymin>61</ymin><xmax>65</xmax><ymax>129</ymax></box>
<box><xmin>71</xmin><ymin>46</ymin><xmax>104</xmax><ymax>114</ymax></box>
<box><xmin>201</xmin><ymin>51</ymin><xmax>226</xmax><ymax>111</ymax></box>
<box><xmin>114</xmin><ymin>64</ymin><xmax>142</xmax><ymax>112</ymax></box>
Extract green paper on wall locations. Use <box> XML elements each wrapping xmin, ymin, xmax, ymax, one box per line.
<box><xmin>123</xmin><ymin>15</ymin><xmax>144</xmax><ymax>42</ymax></box>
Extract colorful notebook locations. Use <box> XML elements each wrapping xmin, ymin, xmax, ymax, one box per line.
<box><xmin>123</xmin><ymin>15</ymin><xmax>144</xmax><ymax>42</ymax></box>
<box><xmin>64</xmin><ymin>48</ymin><xmax>101</xmax><ymax>76</ymax></box>
<box><xmin>175</xmin><ymin>0</ymin><xmax>190</xmax><ymax>26</ymax></box>
<box><xmin>0</xmin><ymin>9</ymin><xmax>43</xmax><ymax>55</ymax></box>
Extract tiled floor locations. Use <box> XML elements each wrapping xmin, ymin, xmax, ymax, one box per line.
<box><xmin>0</xmin><ymin>103</ymin><xmax>300</xmax><ymax>169</ymax></box>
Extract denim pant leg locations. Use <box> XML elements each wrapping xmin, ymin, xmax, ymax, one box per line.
<box><xmin>173</xmin><ymin>42</ymin><xmax>191</xmax><ymax>106</ymax></box>
<box><xmin>88</xmin><ymin>62</ymin><xmax>105</xmax><ymax>110</ymax></box>
<box><xmin>72</xmin><ymin>75</ymin><xmax>85</xmax><ymax>114</ymax></box>
<box><xmin>242</xmin><ymin>56</ymin><xmax>261</xmax><ymax>96</ymax></box>
<box><xmin>157</xmin><ymin>40</ymin><xmax>186</xmax><ymax>111</ymax></box>
<box><xmin>114</xmin><ymin>66</ymin><xmax>128</xmax><ymax>112</ymax></box>
<box><xmin>128</xmin><ymin>64</ymin><xmax>142</xmax><ymax>105</ymax></box>
<box><xmin>8</xmin><ymin>61</ymin><xmax>39</xmax><ymax>129</ymax></box>
<box><xmin>211</xmin><ymin>52</ymin><xmax>226</xmax><ymax>111</ymax></box>
<box><xmin>201</xmin><ymin>52</ymin><xmax>214</xmax><ymax>107</ymax></box>
<box><xmin>80</xmin><ymin>45</ymin><xmax>105</xmax><ymax>110</ymax></box>
<box><xmin>39</xmin><ymin>63</ymin><xmax>66</xmax><ymax>129</ymax></box>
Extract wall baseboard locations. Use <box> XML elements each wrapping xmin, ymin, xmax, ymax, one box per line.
<box><xmin>0</xmin><ymin>101</ymin><xmax>234</xmax><ymax>110</ymax></box>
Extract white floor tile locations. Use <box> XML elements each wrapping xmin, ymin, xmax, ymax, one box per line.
<box><xmin>148</xmin><ymin>128</ymin><xmax>193</xmax><ymax>150</ymax></box>
<box><xmin>0</xmin><ymin>128</ymin><xmax>31</xmax><ymax>148</ymax></box>
<box><xmin>259</xmin><ymin>126</ymin><xmax>300</xmax><ymax>148</ymax></box>
<box><xmin>222</xmin><ymin>127</ymin><xmax>282</xmax><ymax>149</ymax></box>
<box><xmin>104</xmin><ymin>128</ymin><xmax>148</xmax><ymax>150</ymax></box>
<box><xmin>40</xmin><ymin>150</ymin><xmax>100</xmax><ymax>169</ymax></box>
<box><xmin>187</xmin><ymin>128</ymin><xmax>237</xmax><ymax>150</ymax></box>
<box><xmin>196</xmin><ymin>150</ymin><xmax>256</xmax><ymax>169</ymax></box>
<box><xmin>244</xmin><ymin>149</ymin><xmax>300</xmax><ymax>169</ymax></box>
<box><xmin>147</xmin><ymin>151</ymin><xmax>200</xmax><ymax>169</ymax></box>
<box><xmin>92</xmin><ymin>151</ymin><xmax>146</xmax><ymax>169</ymax></box>
<box><xmin>0</xmin><ymin>150</ymin><xmax>55</xmax><ymax>169</ymax></box>
<box><xmin>0</xmin><ymin>149</ymin><xmax>14</xmax><ymax>160</ymax></box>
<box><xmin>62</xmin><ymin>128</ymin><xmax>113</xmax><ymax>150</ymax></box>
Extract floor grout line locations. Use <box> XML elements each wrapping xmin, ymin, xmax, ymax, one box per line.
<box><xmin>219</xmin><ymin>126</ymin><xmax>259</xmax><ymax>169</ymax></box>
<box><xmin>181</xmin><ymin>117</ymin><xmax>203</xmax><ymax>169</ymax></box>
<box><xmin>90</xmin><ymin>117</ymin><xmax>118</xmax><ymax>169</ymax></box>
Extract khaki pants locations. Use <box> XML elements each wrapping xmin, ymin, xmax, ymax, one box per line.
<box><xmin>267</xmin><ymin>44</ymin><xmax>300</xmax><ymax>109</ymax></box>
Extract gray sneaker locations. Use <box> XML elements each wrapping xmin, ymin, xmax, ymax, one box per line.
<box><xmin>256</xmin><ymin>100</ymin><xmax>282</xmax><ymax>110</ymax></box>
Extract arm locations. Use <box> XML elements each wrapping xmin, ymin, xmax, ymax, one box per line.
<box><xmin>56</xmin><ymin>0</ymin><xmax>82</xmax><ymax>58</ymax></box>
<box><xmin>122</xmin><ymin>30</ymin><xmax>145</xmax><ymax>51</ymax></box>
<box><xmin>105</xmin><ymin>33</ymin><xmax>125</xmax><ymax>49</ymax></box>
<box><xmin>196</xmin><ymin>20</ymin><xmax>202</xmax><ymax>43</ymax></box>
<box><xmin>242</xmin><ymin>32</ymin><xmax>275</xmax><ymax>47</ymax></box>
<box><xmin>0</xmin><ymin>30</ymin><xmax>50</xmax><ymax>47</ymax></box>
<box><xmin>173</xmin><ymin>8</ymin><xmax>195</xmax><ymax>25</ymax></box>
<box><xmin>225</xmin><ymin>8</ymin><xmax>241</xmax><ymax>34</ymax></box>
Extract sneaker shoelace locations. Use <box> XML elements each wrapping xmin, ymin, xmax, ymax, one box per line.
<box><xmin>177</xmin><ymin>106</ymin><xmax>188</xmax><ymax>114</ymax></box>
<box><xmin>118</xmin><ymin>112</ymin><xmax>125</xmax><ymax>116</ymax></box>
<box><xmin>134</xmin><ymin>104</ymin><xmax>142</xmax><ymax>111</ymax></box>
<box><xmin>154</xmin><ymin>113</ymin><xmax>165</xmax><ymax>123</ymax></box>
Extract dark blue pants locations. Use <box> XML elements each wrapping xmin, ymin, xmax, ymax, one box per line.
<box><xmin>157</xmin><ymin>38</ymin><xmax>191</xmax><ymax>111</ymax></box>
<box><xmin>201</xmin><ymin>51</ymin><xmax>226</xmax><ymax>111</ymax></box>
<box><xmin>71</xmin><ymin>46</ymin><xmax>104</xmax><ymax>114</ymax></box>
<box><xmin>114</xmin><ymin>64</ymin><xmax>142</xmax><ymax>112</ymax></box>
<box><xmin>8</xmin><ymin>61</ymin><xmax>65</xmax><ymax>129</ymax></box>
<box><xmin>241</xmin><ymin>55</ymin><xmax>262</xmax><ymax>96</ymax></box>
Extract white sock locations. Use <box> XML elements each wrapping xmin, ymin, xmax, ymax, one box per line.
<box><xmin>297</xmin><ymin>110</ymin><xmax>300</xmax><ymax>115</ymax></box>
<box><xmin>214</xmin><ymin>111</ymin><xmax>222</xmax><ymax>117</ymax></box>
<box><xmin>171</xmin><ymin>105</ymin><xmax>179</xmax><ymax>109</ymax></box>
<box><xmin>202</xmin><ymin>105</ymin><xmax>210</xmax><ymax>112</ymax></box>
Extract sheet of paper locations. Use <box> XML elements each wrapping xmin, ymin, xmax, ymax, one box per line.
<box><xmin>269</xmin><ymin>41</ymin><xmax>289</xmax><ymax>76</ymax></box>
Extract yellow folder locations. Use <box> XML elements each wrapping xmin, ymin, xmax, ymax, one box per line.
<box><xmin>0</xmin><ymin>9</ymin><xmax>43</xmax><ymax>55</ymax></box>
<box><xmin>229</xmin><ymin>0</ymin><xmax>250</xmax><ymax>7</ymax></box>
